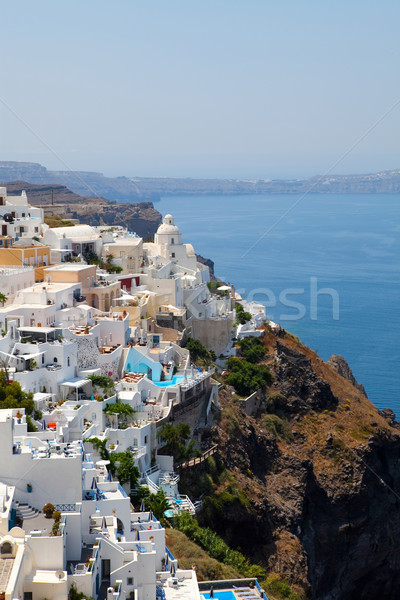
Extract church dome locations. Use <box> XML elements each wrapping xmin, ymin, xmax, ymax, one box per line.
<box><xmin>156</xmin><ymin>214</ymin><xmax>180</xmax><ymax>235</ymax></box>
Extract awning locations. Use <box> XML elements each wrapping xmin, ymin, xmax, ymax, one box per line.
<box><xmin>160</xmin><ymin>304</ymin><xmax>180</xmax><ymax>311</ymax></box>
<box><xmin>0</xmin><ymin>350</ymin><xmax>45</xmax><ymax>360</ymax></box>
<box><xmin>60</xmin><ymin>378</ymin><xmax>91</xmax><ymax>389</ymax></box>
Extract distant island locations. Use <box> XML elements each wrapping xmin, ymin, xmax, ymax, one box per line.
<box><xmin>0</xmin><ymin>161</ymin><xmax>399</xmax><ymax>203</ymax></box>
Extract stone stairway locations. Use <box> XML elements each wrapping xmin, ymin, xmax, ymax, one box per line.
<box><xmin>15</xmin><ymin>501</ymin><xmax>41</xmax><ymax>521</ymax></box>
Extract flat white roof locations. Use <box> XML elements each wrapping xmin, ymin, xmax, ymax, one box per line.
<box><xmin>18</xmin><ymin>326</ymin><xmax>55</xmax><ymax>333</ymax></box>
<box><xmin>104</xmin><ymin>237</ymin><xmax>142</xmax><ymax>246</ymax></box>
<box><xmin>24</xmin><ymin>282</ymin><xmax>78</xmax><ymax>293</ymax></box>
<box><xmin>46</xmin><ymin>264</ymin><xmax>94</xmax><ymax>272</ymax></box>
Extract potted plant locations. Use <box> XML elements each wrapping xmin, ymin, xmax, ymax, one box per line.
<box><xmin>43</xmin><ymin>502</ymin><xmax>55</xmax><ymax>518</ymax></box>
<box><xmin>27</xmin><ymin>483</ymin><xmax>32</xmax><ymax>493</ymax></box>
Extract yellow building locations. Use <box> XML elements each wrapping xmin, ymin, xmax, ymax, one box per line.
<box><xmin>0</xmin><ymin>244</ymin><xmax>52</xmax><ymax>282</ymax></box>
<box><xmin>44</xmin><ymin>264</ymin><xmax>121</xmax><ymax>311</ymax></box>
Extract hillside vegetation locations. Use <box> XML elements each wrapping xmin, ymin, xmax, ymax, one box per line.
<box><xmin>171</xmin><ymin>325</ymin><xmax>400</xmax><ymax>600</ymax></box>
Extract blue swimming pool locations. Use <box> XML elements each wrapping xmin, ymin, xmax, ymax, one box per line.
<box><xmin>153</xmin><ymin>375</ymin><xmax>184</xmax><ymax>387</ymax></box>
<box><xmin>202</xmin><ymin>592</ymin><xmax>236</xmax><ymax>600</ymax></box>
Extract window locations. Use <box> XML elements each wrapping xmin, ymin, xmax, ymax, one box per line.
<box><xmin>127</xmin><ymin>577</ymin><xmax>134</xmax><ymax>586</ymax></box>
<box><xmin>171</xmin><ymin>238</ymin><xmax>174</xmax><ymax>244</ymax></box>
<box><xmin>67</xmin><ymin>357</ymin><xmax>70</xmax><ymax>367</ymax></box>
<box><xmin>53</xmin><ymin>357</ymin><xmax>58</xmax><ymax>363</ymax></box>
<box><xmin>1</xmin><ymin>541</ymin><xmax>12</xmax><ymax>554</ymax></box>
<box><xmin>34</xmin><ymin>227</ymin><xmax>39</xmax><ymax>232</ymax></box>
<box><xmin>144</xmin><ymin>435</ymin><xmax>148</xmax><ymax>444</ymax></box>
<box><xmin>171</xmin><ymin>253</ymin><xmax>175</xmax><ymax>258</ymax></box>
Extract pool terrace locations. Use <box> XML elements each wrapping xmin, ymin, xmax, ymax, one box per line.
<box><xmin>198</xmin><ymin>580</ymin><xmax>269</xmax><ymax>600</ymax></box>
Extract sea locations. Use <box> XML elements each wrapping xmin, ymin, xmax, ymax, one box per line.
<box><xmin>153</xmin><ymin>193</ymin><xmax>400</xmax><ymax>417</ymax></box>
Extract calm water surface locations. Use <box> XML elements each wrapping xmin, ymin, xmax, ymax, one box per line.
<box><xmin>154</xmin><ymin>193</ymin><xmax>400</xmax><ymax>415</ymax></box>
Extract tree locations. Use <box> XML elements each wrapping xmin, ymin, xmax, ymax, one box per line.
<box><xmin>104</xmin><ymin>401</ymin><xmax>136</xmax><ymax>427</ymax></box>
<box><xmin>237</xmin><ymin>337</ymin><xmax>266</xmax><ymax>363</ymax></box>
<box><xmin>86</xmin><ymin>439</ymin><xmax>139</xmax><ymax>489</ymax></box>
<box><xmin>235</xmin><ymin>303</ymin><xmax>252</xmax><ymax>325</ymax></box>
<box><xmin>226</xmin><ymin>357</ymin><xmax>273</xmax><ymax>397</ymax></box>
<box><xmin>158</xmin><ymin>423</ymin><xmax>198</xmax><ymax>462</ymax></box>
<box><xmin>109</xmin><ymin>452</ymin><xmax>140</xmax><ymax>488</ymax></box>
<box><xmin>85</xmin><ymin>374</ymin><xmax>115</xmax><ymax>398</ymax></box>
<box><xmin>147</xmin><ymin>489</ymin><xmax>170</xmax><ymax>520</ymax></box>
<box><xmin>87</xmin><ymin>437</ymin><xmax>109</xmax><ymax>460</ymax></box>
<box><xmin>0</xmin><ymin>292</ymin><xmax>8</xmax><ymax>307</ymax></box>
<box><xmin>0</xmin><ymin>373</ymin><xmax>34</xmax><ymax>414</ymax></box>
<box><xmin>185</xmin><ymin>337</ymin><xmax>216</xmax><ymax>367</ymax></box>
<box><xmin>130</xmin><ymin>487</ymin><xmax>171</xmax><ymax>519</ymax></box>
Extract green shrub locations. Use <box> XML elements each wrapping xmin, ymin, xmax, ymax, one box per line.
<box><xmin>172</xmin><ymin>512</ymin><xmax>265</xmax><ymax>579</ymax></box>
<box><xmin>237</xmin><ymin>337</ymin><xmax>266</xmax><ymax>363</ymax></box>
<box><xmin>263</xmin><ymin>573</ymin><xmax>301</xmax><ymax>600</ymax></box>
<box><xmin>265</xmin><ymin>392</ymin><xmax>286</xmax><ymax>413</ymax></box>
<box><xmin>226</xmin><ymin>358</ymin><xmax>273</xmax><ymax>397</ymax></box>
<box><xmin>263</xmin><ymin>414</ymin><xmax>293</xmax><ymax>442</ymax></box>
<box><xmin>26</xmin><ymin>415</ymin><xmax>37</xmax><ymax>432</ymax></box>
<box><xmin>158</xmin><ymin>423</ymin><xmax>198</xmax><ymax>462</ymax></box>
<box><xmin>235</xmin><ymin>303</ymin><xmax>252</xmax><ymax>325</ymax></box>
<box><xmin>185</xmin><ymin>337</ymin><xmax>216</xmax><ymax>366</ymax></box>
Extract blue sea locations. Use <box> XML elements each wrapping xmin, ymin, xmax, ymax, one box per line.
<box><xmin>154</xmin><ymin>193</ymin><xmax>400</xmax><ymax>416</ymax></box>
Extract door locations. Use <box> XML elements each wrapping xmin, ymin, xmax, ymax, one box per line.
<box><xmin>101</xmin><ymin>559</ymin><xmax>111</xmax><ymax>580</ymax></box>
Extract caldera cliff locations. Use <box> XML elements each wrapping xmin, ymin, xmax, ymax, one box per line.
<box><xmin>179</xmin><ymin>326</ymin><xmax>400</xmax><ymax>600</ymax></box>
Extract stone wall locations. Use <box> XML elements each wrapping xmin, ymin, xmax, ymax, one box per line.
<box><xmin>188</xmin><ymin>315</ymin><xmax>234</xmax><ymax>355</ymax></box>
<box><xmin>240</xmin><ymin>389</ymin><xmax>264</xmax><ymax>416</ymax></box>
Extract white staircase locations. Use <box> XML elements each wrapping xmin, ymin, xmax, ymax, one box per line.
<box><xmin>15</xmin><ymin>501</ymin><xmax>41</xmax><ymax>521</ymax></box>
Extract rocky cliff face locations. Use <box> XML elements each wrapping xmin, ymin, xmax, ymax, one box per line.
<box><xmin>326</xmin><ymin>354</ymin><xmax>367</xmax><ymax>397</ymax></box>
<box><xmin>3</xmin><ymin>181</ymin><xmax>162</xmax><ymax>238</ymax></box>
<box><xmin>66</xmin><ymin>201</ymin><xmax>161</xmax><ymax>238</ymax></box>
<box><xmin>194</xmin><ymin>328</ymin><xmax>400</xmax><ymax>599</ymax></box>
<box><xmin>2</xmin><ymin>161</ymin><xmax>400</xmax><ymax>196</ymax></box>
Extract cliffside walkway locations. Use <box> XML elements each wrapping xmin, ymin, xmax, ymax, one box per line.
<box><xmin>176</xmin><ymin>444</ymin><xmax>218</xmax><ymax>471</ymax></box>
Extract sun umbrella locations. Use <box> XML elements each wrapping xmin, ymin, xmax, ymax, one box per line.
<box><xmin>136</xmin><ymin>528</ymin><xmax>140</xmax><ymax>541</ymax></box>
<box><xmin>170</xmin><ymin>562</ymin><xmax>176</xmax><ymax>576</ymax></box>
<box><xmin>102</xmin><ymin>516</ymin><xmax>107</xmax><ymax>533</ymax></box>
<box><xmin>140</xmin><ymin>499</ymin><xmax>146</xmax><ymax>512</ymax></box>
<box><xmin>91</xmin><ymin>477</ymin><xmax>98</xmax><ymax>490</ymax></box>
<box><xmin>148</xmin><ymin>509</ymin><xmax>153</xmax><ymax>521</ymax></box>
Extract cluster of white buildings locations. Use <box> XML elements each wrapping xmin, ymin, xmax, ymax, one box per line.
<box><xmin>0</xmin><ymin>186</ymin><xmax>266</xmax><ymax>600</ymax></box>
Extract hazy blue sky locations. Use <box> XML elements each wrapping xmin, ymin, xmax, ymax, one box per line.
<box><xmin>1</xmin><ymin>0</ymin><xmax>399</xmax><ymax>179</ymax></box>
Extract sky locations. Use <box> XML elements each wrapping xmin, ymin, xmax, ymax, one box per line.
<box><xmin>1</xmin><ymin>0</ymin><xmax>399</xmax><ymax>179</ymax></box>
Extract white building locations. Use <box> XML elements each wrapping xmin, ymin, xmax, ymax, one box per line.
<box><xmin>0</xmin><ymin>266</ymin><xmax>35</xmax><ymax>305</ymax></box>
<box><xmin>0</xmin><ymin>187</ymin><xmax>44</xmax><ymax>242</ymax></box>
<box><xmin>102</xmin><ymin>233</ymin><xmax>144</xmax><ymax>275</ymax></box>
<box><xmin>42</xmin><ymin>224</ymin><xmax>102</xmax><ymax>263</ymax></box>
<box><xmin>0</xmin><ymin>406</ymin><xmax>202</xmax><ymax>600</ymax></box>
